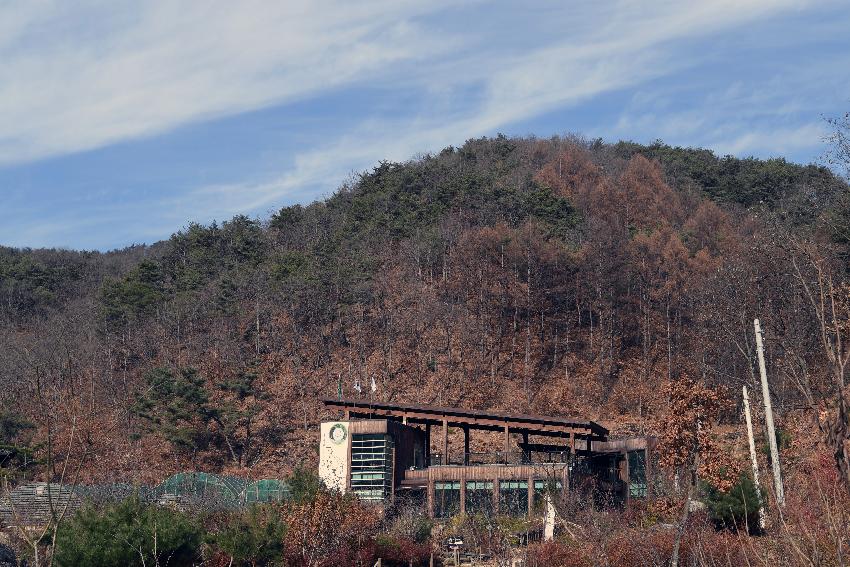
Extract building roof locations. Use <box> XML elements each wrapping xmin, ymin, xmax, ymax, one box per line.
<box><xmin>321</xmin><ymin>398</ymin><xmax>608</xmax><ymax>439</ymax></box>
<box><xmin>0</xmin><ymin>482</ymin><xmax>83</xmax><ymax>528</ymax></box>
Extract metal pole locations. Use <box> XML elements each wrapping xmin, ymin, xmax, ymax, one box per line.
<box><xmin>754</xmin><ymin>318</ymin><xmax>784</xmax><ymax>506</ymax></box>
<box><xmin>742</xmin><ymin>386</ymin><xmax>766</xmax><ymax>529</ymax></box>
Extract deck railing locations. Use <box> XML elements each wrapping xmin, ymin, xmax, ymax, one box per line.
<box><xmin>428</xmin><ymin>450</ymin><xmax>571</xmax><ymax>467</ymax></box>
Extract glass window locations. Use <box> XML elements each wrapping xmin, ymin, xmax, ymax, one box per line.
<box><xmin>533</xmin><ymin>479</ymin><xmax>562</xmax><ymax>509</ymax></box>
<box><xmin>628</xmin><ymin>450</ymin><xmax>648</xmax><ymax>498</ymax></box>
<box><xmin>350</xmin><ymin>434</ymin><xmax>393</xmax><ymax>501</ymax></box>
<box><xmin>435</xmin><ymin>481</ymin><xmax>461</xmax><ymax>518</ymax></box>
<box><xmin>499</xmin><ymin>481</ymin><xmax>528</xmax><ymax>516</ymax></box>
<box><xmin>465</xmin><ymin>481</ymin><xmax>494</xmax><ymax>516</ymax></box>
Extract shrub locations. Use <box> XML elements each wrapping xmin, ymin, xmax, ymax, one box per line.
<box><xmin>211</xmin><ymin>504</ymin><xmax>286</xmax><ymax>566</ymax></box>
<box><xmin>373</xmin><ymin>534</ymin><xmax>431</xmax><ymax>566</ymax></box>
<box><xmin>283</xmin><ymin>490</ymin><xmax>380</xmax><ymax>567</ymax></box>
<box><xmin>53</xmin><ymin>495</ymin><xmax>202</xmax><ymax>567</ymax></box>
<box><xmin>287</xmin><ymin>466</ymin><xmax>322</xmax><ymax>504</ymax></box>
<box><xmin>526</xmin><ymin>540</ymin><xmax>592</xmax><ymax>567</ymax></box>
<box><xmin>702</xmin><ymin>473</ymin><xmax>763</xmax><ymax>533</ymax></box>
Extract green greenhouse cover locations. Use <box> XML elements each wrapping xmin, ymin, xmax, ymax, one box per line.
<box><xmin>154</xmin><ymin>472</ymin><xmax>289</xmax><ymax>505</ymax></box>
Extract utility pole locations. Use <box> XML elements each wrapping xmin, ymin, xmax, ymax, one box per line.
<box><xmin>742</xmin><ymin>386</ymin><xmax>766</xmax><ymax>529</ymax></box>
<box><xmin>754</xmin><ymin>318</ymin><xmax>784</xmax><ymax>506</ymax></box>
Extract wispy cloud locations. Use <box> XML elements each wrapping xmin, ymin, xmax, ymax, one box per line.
<box><xmin>0</xmin><ymin>0</ymin><xmax>845</xmax><ymax>250</ymax></box>
<box><xmin>160</xmin><ymin>0</ymin><xmax>814</xmax><ymax>225</ymax></box>
<box><xmin>0</xmin><ymin>0</ymin><xmax>458</xmax><ymax>165</ymax></box>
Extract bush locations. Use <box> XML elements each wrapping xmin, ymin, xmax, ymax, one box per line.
<box><xmin>211</xmin><ymin>504</ymin><xmax>286</xmax><ymax>566</ymax></box>
<box><xmin>702</xmin><ymin>473</ymin><xmax>763</xmax><ymax>533</ymax></box>
<box><xmin>287</xmin><ymin>466</ymin><xmax>322</xmax><ymax>504</ymax></box>
<box><xmin>283</xmin><ymin>490</ymin><xmax>380</xmax><ymax>567</ymax></box>
<box><xmin>53</xmin><ymin>495</ymin><xmax>202</xmax><ymax>567</ymax></box>
<box><xmin>373</xmin><ymin>534</ymin><xmax>431</xmax><ymax>567</ymax></box>
<box><xmin>526</xmin><ymin>540</ymin><xmax>592</xmax><ymax>567</ymax></box>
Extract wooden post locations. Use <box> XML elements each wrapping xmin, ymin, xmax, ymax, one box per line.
<box><xmin>743</xmin><ymin>386</ymin><xmax>767</xmax><ymax>530</ymax></box>
<box><xmin>621</xmin><ymin>451</ymin><xmax>630</xmax><ymax>504</ymax></box>
<box><xmin>527</xmin><ymin>475</ymin><xmax>534</xmax><ymax>516</ymax></box>
<box><xmin>493</xmin><ymin>478</ymin><xmax>500</xmax><ymax>513</ymax></box>
<box><xmin>645</xmin><ymin>443</ymin><xmax>653</xmax><ymax>499</ymax></box>
<box><xmin>442</xmin><ymin>420</ymin><xmax>449</xmax><ymax>466</ymax></box>
<box><xmin>503</xmin><ymin>426</ymin><xmax>510</xmax><ymax>463</ymax></box>
<box><xmin>754</xmin><ymin>318</ymin><xmax>784</xmax><ymax>506</ymax></box>
<box><xmin>427</xmin><ymin>479</ymin><xmax>435</xmax><ymax>518</ymax></box>
<box><xmin>425</xmin><ymin>423</ymin><xmax>431</xmax><ymax>467</ymax></box>
<box><xmin>460</xmin><ymin>479</ymin><xmax>467</xmax><ymax>515</ymax></box>
<box><xmin>463</xmin><ymin>426</ymin><xmax>470</xmax><ymax>465</ymax></box>
<box><xmin>522</xmin><ymin>431</ymin><xmax>529</xmax><ymax>463</ymax></box>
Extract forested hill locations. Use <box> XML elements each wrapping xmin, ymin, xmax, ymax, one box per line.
<box><xmin>1</xmin><ymin>135</ymin><xmax>848</xmax><ymax>482</ymax></box>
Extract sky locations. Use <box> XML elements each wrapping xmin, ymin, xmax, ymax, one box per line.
<box><xmin>0</xmin><ymin>0</ymin><xmax>848</xmax><ymax>251</ymax></box>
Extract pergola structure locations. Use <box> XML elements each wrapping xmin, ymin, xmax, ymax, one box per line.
<box><xmin>319</xmin><ymin>398</ymin><xmax>650</xmax><ymax>518</ymax></box>
<box><xmin>322</xmin><ymin>397</ymin><xmax>608</xmax><ymax>466</ymax></box>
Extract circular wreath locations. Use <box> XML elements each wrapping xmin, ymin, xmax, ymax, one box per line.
<box><xmin>328</xmin><ymin>423</ymin><xmax>348</xmax><ymax>444</ymax></box>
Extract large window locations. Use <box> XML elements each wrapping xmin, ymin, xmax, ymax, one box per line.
<box><xmin>465</xmin><ymin>481</ymin><xmax>494</xmax><ymax>516</ymax></box>
<box><xmin>499</xmin><ymin>481</ymin><xmax>528</xmax><ymax>516</ymax></box>
<box><xmin>533</xmin><ymin>479</ymin><xmax>562</xmax><ymax>510</ymax></box>
<box><xmin>434</xmin><ymin>482</ymin><xmax>461</xmax><ymax>518</ymax></box>
<box><xmin>350</xmin><ymin>434</ymin><xmax>393</xmax><ymax>501</ymax></box>
<box><xmin>628</xmin><ymin>450</ymin><xmax>647</xmax><ymax>498</ymax></box>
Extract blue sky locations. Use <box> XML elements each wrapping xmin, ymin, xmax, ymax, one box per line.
<box><xmin>1</xmin><ymin>0</ymin><xmax>848</xmax><ymax>251</ymax></box>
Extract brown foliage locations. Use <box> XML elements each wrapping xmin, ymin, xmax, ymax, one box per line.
<box><xmin>283</xmin><ymin>491</ymin><xmax>381</xmax><ymax>567</ymax></box>
<box><xmin>657</xmin><ymin>375</ymin><xmax>738</xmax><ymax>491</ymax></box>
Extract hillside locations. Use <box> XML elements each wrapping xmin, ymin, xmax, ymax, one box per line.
<box><xmin>1</xmin><ymin>135</ymin><xmax>848</xmax><ymax>484</ymax></box>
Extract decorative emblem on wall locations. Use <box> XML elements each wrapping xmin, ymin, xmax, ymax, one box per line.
<box><xmin>329</xmin><ymin>423</ymin><xmax>348</xmax><ymax>444</ymax></box>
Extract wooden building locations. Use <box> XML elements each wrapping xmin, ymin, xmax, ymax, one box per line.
<box><xmin>319</xmin><ymin>399</ymin><xmax>654</xmax><ymax>518</ymax></box>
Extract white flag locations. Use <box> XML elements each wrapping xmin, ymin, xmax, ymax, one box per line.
<box><xmin>370</xmin><ymin>375</ymin><xmax>377</xmax><ymax>393</ymax></box>
<box><xmin>354</xmin><ymin>378</ymin><xmax>362</xmax><ymax>394</ymax></box>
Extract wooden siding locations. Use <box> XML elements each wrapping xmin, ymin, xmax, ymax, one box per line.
<box><xmin>401</xmin><ymin>464</ymin><xmax>568</xmax><ymax>486</ymax></box>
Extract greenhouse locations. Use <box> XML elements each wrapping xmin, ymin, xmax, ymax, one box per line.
<box><xmin>153</xmin><ymin>472</ymin><xmax>289</xmax><ymax>508</ymax></box>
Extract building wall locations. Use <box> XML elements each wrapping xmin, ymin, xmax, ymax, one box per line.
<box><xmin>319</xmin><ymin>421</ymin><xmax>351</xmax><ymax>493</ymax></box>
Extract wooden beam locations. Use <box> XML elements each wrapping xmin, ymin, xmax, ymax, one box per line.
<box><xmin>503</xmin><ymin>425</ymin><xmax>510</xmax><ymax>461</ymax></box>
<box><xmin>339</xmin><ymin>405</ymin><xmax>602</xmax><ymax>437</ymax></box>
<box><xmin>442</xmin><ymin>420</ymin><xmax>448</xmax><ymax>465</ymax></box>
<box><xmin>463</xmin><ymin>425</ymin><xmax>470</xmax><ymax>466</ymax></box>
<box><xmin>321</xmin><ymin>398</ymin><xmax>610</xmax><ymax>437</ymax></box>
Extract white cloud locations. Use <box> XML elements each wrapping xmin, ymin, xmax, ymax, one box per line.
<box><xmin>156</xmin><ymin>0</ymin><xmax>813</xmax><ymax>225</ymax></box>
<box><xmin>0</xmin><ymin>0</ymin><xmax>838</xmax><ymax>249</ymax></box>
<box><xmin>711</xmin><ymin>122</ymin><xmax>827</xmax><ymax>156</ymax></box>
<box><xmin>0</xmin><ymin>0</ymin><xmax>811</xmax><ymax>168</ymax></box>
<box><xmin>0</xmin><ymin>0</ymin><xmax>458</xmax><ymax>165</ymax></box>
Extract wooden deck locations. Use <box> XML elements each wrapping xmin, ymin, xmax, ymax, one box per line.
<box><xmin>401</xmin><ymin>463</ymin><xmax>569</xmax><ymax>486</ymax></box>
<box><xmin>400</xmin><ymin>463</ymin><xmax>571</xmax><ymax>517</ymax></box>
